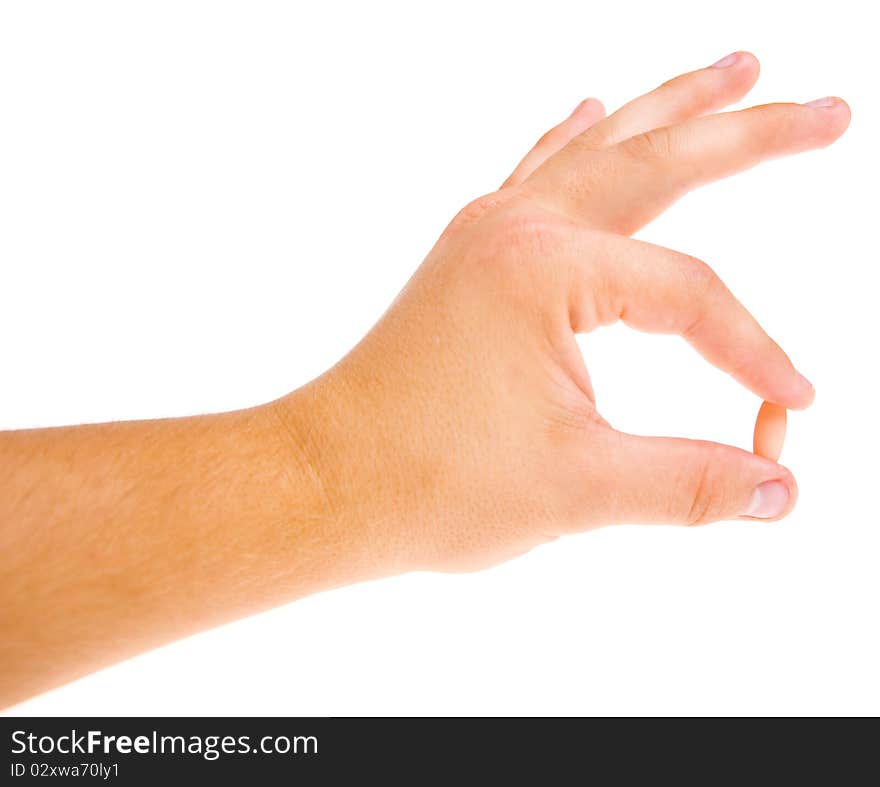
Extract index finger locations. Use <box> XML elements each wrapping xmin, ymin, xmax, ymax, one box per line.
<box><xmin>565</xmin><ymin>232</ymin><xmax>815</xmax><ymax>409</ymax></box>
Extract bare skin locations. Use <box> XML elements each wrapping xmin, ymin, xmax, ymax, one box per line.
<box><xmin>0</xmin><ymin>52</ymin><xmax>850</xmax><ymax>708</ymax></box>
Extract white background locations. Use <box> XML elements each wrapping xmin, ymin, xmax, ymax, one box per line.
<box><xmin>2</xmin><ymin>0</ymin><xmax>877</xmax><ymax>716</ymax></box>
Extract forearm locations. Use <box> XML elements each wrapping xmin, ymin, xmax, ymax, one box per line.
<box><xmin>0</xmin><ymin>385</ymin><xmax>368</xmax><ymax>707</ymax></box>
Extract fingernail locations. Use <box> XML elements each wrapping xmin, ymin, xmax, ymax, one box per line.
<box><xmin>710</xmin><ymin>52</ymin><xmax>739</xmax><ymax>69</ymax></box>
<box><xmin>742</xmin><ymin>481</ymin><xmax>789</xmax><ymax>519</ymax></box>
<box><xmin>804</xmin><ymin>96</ymin><xmax>836</xmax><ymax>108</ymax></box>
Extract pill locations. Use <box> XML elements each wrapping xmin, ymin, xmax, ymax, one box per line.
<box><xmin>753</xmin><ymin>401</ymin><xmax>787</xmax><ymax>461</ymax></box>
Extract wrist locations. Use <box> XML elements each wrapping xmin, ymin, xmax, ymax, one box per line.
<box><xmin>265</xmin><ymin>369</ymin><xmax>413</xmax><ymax>591</ymax></box>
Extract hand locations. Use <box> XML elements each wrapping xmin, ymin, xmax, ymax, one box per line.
<box><xmin>0</xmin><ymin>52</ymin><xmax>850</xmax><ymax>705</ymax></box>
<box><xmin>278</xmin><ymin>51</ymin><xmax>849</xmax><ymax>573</ymax></box>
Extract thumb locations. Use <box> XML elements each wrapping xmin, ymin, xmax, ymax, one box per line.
<box><xmin>600</xmin><ymin>431</ymin><xmax>798</xmax><ymax>526</ymax></box>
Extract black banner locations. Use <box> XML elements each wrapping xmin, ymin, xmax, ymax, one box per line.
<box><xmin>2</xmin><ymin>715</ymin><xmax>869</xmax><ymax>782</ymax></box>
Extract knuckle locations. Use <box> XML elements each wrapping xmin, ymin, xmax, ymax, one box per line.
<box><xmin>491</xmin><ymin>210</ymin><xmax>562</xmax><ymax>261</ymax></box>
<box><xmin>465</xmin><ymin>208</ymin><xmax>566</xmax><ymax>299</ymax></box>
<box><xmin>683</xmin><ymin>447</ymin><xmax>730</xmax><ymax>526</ymax></box>
<box><xmin>450</xmin><ymin>193</ymin><xmax>506</xmax><ymax>229</ymax></box>
<box><xmin>445</xmin><ymin>188</ymin><xmax>564</xmax><ymax>269</ymax></box>
<box><xmin>620</xmin><ymin>126</ymin><xmax>675</xmax><ymax>162</ymax></box>
<box><xmin>678</xmin><ymin>255</ymin><xmax>723</xmax><ymax>337</ymax></box>
<box><xmin>535</xmin><ymin>126</ymin><xmax>559</xmax><ymax>149</ymax></box>
<box><xmin>682</xmin><ymin>255</ymin><xmax>720</xmax><ymax>293</ymax></box>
